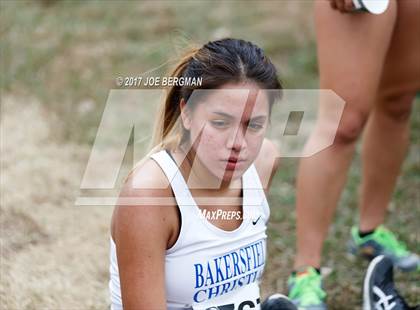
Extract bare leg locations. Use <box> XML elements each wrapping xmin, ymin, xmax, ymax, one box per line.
<box><xmin>359</xmin><ymin>0</ymin><xmax>420</xmax><ymax>231</ymax></box>
<box><xmin>294</xmin><ymin>0</ymin><xmax>397</xmax><ymax>269</ymax></box>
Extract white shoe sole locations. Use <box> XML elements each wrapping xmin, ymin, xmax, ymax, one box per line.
<box><xmin>363</xmin><ymin>255</ymin><xmax>386</xmax><ymax>310</ymax></box>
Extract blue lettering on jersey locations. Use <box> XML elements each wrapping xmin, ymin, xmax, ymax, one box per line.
<box><xmin>193</xmin><ymin>240</ymin><xmax>265</xmax><ymax>303</ymax></box>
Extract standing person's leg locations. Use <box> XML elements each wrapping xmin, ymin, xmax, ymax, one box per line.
<box><xmin>359</xmin><ymin>0</ymin><xmax>420</xmax><ymax>230</ymax></box>
<box><xmin>288</xmin><ymin>1</ymin><xmax>397</xmax><ymax>309</ymax></box>
<box><xmin>353</xmin><ymin>0</ymin><xmax>420</xmax><ymax>271</ymax></box>
<box><xmin>294</xmin><ymin>0</ymin><xmax>397</xmax><ymax>270</ymax></box>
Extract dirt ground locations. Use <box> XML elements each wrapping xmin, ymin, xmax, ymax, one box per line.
<box><xmin>1</xmin><ymin>97</ymin><xmax>112</xmax><ymax>308</ymax></box>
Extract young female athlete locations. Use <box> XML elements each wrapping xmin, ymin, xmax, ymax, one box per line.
<box><xmin>109</xmin><ymin>38</ymin><xmax>296</xmax><ymax>310</ymax></box>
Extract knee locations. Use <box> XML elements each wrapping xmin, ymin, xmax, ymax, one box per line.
<box><xmin>334</xmin><ymin>109</ymin><xmax>368</xmax><ymax>145</ymax></box>
<box><xmin>377</xmin><ymin>93</ymin><xmax>414</xmax><ymax>123</ymax></box>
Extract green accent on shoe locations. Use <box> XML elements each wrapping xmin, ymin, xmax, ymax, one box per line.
<box><xmin>288</xmin><ymin>267</ymin><xmax>326</xmax><ymax>307</ymax></box>
<box><xmin>351</xmin><ymin>225</ymin><xmax>409</xmax><ymax>258</ymax></box>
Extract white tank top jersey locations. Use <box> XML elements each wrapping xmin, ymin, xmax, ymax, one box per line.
<box><xmin>109</xmin><ymin>150</ymin><xmax>271</xmax><ymax>310</ymax></box>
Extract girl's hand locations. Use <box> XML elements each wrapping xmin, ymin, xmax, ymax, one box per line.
<box><xmin>328</xmin><ymin>0</ymin><xmax>356</xmax><ymax>13</ymax></box>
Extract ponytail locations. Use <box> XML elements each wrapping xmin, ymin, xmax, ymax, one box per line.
<box><xmin>124</xmin><ymin>47</ymin><xmax>200</xmax><ymax>182</ymax></box>
<box><xmin>148</xmin><ymin>47</ymin><xmax>200</xmax><ymax>154</ymax></box>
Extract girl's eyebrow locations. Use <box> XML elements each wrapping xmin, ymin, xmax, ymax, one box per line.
<box><xmin>212</xmin><ymin>111</ymin><xmax>234</xmax><ymax>119</ymax></box>
<box><xmin>212</xmin><ymin>111</ymin><xmax>267</xmax><ymax>122</ymax></box>
<box><xmin>249</xmin><ymin>115</ymin><xmax>267</xmax><ymax>122</ymax></box>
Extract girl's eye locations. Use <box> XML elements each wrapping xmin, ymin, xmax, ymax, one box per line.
<box><xmin>248</xmin><ymin>122</ymin><xmax>264</xmax><ymax>130</ymax></box>
<box><xmin>211</xmin><ymin>120</ymin><xmax>228</xmax><ymax>127</ymax></box>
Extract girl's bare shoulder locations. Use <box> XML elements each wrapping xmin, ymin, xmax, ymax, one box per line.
<box><xmin>111</xmin><ymin>156</ymin><xmax>178</xmax><ymax>246</ymax></box>
<box><xmin>125</xmin><ymin>157</ymin><xmax>171</xmax><ymax>192</ymax></box>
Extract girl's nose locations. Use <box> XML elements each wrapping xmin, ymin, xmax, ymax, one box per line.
<box><xmin>226</xmin><ymin>126</ymin><xmax>247</xmax><ymax>151</ymax></box>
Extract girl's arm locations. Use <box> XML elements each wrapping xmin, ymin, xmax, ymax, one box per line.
<box><xmin>111</xmin><ymin>159</ymin><xmax>177</xmax><ymax>309</ymax></box>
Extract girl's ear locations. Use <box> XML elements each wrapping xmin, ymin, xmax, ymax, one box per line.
<box><xmin>180</xmin><ymin>98</ymin><xmax>192</xmax><ymax>130</ymax></box>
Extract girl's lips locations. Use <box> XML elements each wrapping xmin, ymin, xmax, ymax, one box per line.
<box><xmin>223</xmin><ymin>159</ymin><xmax>245</xmax><ymax>170</ymax></box>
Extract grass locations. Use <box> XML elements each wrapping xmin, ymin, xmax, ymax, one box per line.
<box><xmin>1</xmin><ymin>0</ymin><xmax>419</xmax><ymax>309</ymax></box>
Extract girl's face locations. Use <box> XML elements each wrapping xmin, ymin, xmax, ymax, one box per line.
<box><xmin>181</xmin><ymin>81</ymin><xmax>270</xmax><ymax>184</ymax></box>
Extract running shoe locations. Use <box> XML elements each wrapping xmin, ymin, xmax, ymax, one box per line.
<box><xmin>287</xmin><ymin>267</ymin><xmax>327</xmax><ymax>310</ymax></box>
<box><xmin>261</xmin><ymin>293</ymin><xmax>298</xmax><ymax>310</ymax></box>
<box><xmin>363</xmin><ymin>255</ymin><xmax>418</xmax><ymax>310</ymax></box>
<box><xmin>349</xmin><ymin>225</ymin><xmax>420</xmax><ymax>272</ymax></box>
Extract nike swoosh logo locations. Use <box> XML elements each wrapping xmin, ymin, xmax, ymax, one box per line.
<box><xmin>252</xmin><ymin>216</ymin><xmax>261</xmax><ymax>225</ymax></box>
